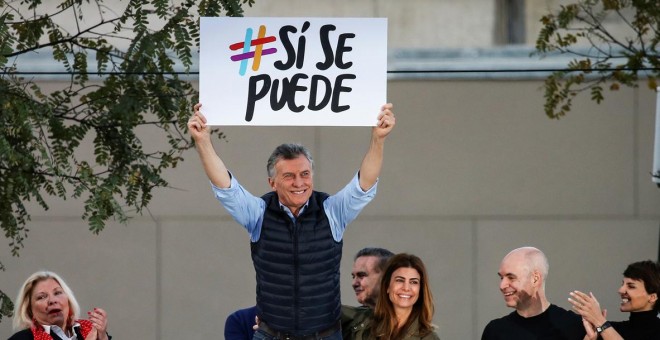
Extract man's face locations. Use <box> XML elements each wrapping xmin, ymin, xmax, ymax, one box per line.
<box><xmin>498</xmin><ymin>253</ymin><xmax>537</xmax><ymax>312</ymax></box>
<box><xmin>268</xmin><ymin>156</ymin><xmax>313</xmax><ymax>216</ymax></box>
<box><xmin>352</xmin><ymin>256</ymin><xmax>382</xmax><ymax>308</ymax></box>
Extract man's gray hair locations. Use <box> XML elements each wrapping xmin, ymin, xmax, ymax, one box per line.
<box><xmin>355</xmin><ymin>247</ymin><xmax>395</xmax><ymax>273</ymax></box>
<box><xmin>266</xmin><ymin>143</ymin><xmax>314</xmax><ymax>177</ymax></box>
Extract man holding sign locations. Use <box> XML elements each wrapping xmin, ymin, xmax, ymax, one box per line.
<box><xmin>188</xmin><ymin>102</ymin><xmax>395</xmax><ymax>339</ymax></box>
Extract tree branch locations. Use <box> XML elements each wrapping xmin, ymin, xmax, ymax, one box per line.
<box><xmin>3</xmin><ymin>17</ymin><xmax>123</xmax><ymax>58</ymax></box>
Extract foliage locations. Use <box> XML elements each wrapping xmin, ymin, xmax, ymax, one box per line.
<box><xmin>535</xmin><ymin>0</ymin><xmax>659</xmax><ymax>119</ymax></box>
<box><xmin>0</xmin><ymin>289</ymin><xmax>11</xmax><ymax>324</ymax></box>
<box><xmin>0</xmin><ymin>0</ymin><xmax>253</xmax><ymax>322</ymax></box>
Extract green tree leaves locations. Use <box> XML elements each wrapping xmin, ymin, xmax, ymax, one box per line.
<box><xmin>535</xmin><ymin>0</ymin><xmax>658</xmax><ymax>119</ymax></box>
<box><xmin>0</xmin><ymin>0</ymin><xmax>254</xmax><ymax>321</ymax></box>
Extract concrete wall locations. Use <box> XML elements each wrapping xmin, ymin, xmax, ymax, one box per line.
<box><xmin>245</xmin><ymin>0</ymin><xmax>639</xmax><ymax>49</ymax></box>
<box><xmin>243</xmin><ymin>0</ymin><xmax>496</xmax><ymax>48</ymax></box>
<box><xmin>2</xmin><ymin>1</ymin><xmax>660</xmax><ymax>339</ymax></box>
<box><xmin>1</xmin><ymin>79</ymin><xmax>658</xmax><ymax>339</ymax></box>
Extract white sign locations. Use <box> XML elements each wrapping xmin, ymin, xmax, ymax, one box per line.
<box><xmin>200</xmin><ymin>17</ymin><xmax>387</xmax><ymax>126</ymax></box>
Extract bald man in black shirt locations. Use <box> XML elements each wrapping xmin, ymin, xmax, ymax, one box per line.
<box><xmin>481</xmin><ymin>247</ymin><xmax>585</xmax><ymax>340</ymax></box>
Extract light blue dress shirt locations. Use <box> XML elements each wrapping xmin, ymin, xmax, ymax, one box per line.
<box><xmin>211</xmin><ymin>172</ymin><xmax>377</xmax><ymax>242</ymax></box>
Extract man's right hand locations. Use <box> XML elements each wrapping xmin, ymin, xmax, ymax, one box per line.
<box><xmin>187</xmin><ymin>102</ymin><xmax>232</xmax><ymax>188</ymax></box>
<box><xmin>188</xmin><ymin>103</ymin><xmax>211</xmax><ymax>143</ymax></box>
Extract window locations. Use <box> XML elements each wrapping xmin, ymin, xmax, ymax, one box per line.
<box><xmin>495</xmin><ymin>0</ymin><xmax>526</xmax><ymax>45</ymax></box>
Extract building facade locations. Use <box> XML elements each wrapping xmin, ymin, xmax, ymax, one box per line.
<box><xmin>1</xmin><ymin>1</ymin><xmax>658</xmax><ymax>339</ymax></box>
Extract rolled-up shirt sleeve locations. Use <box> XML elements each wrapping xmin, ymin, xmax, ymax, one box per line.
<box><xmin>324</xmin><ymin>172</ymin><xmax>378</xmax><ymax>241</ymax></box>
<box><xmin>211</xmin><ymin>172</ymin><xmax>265</xmax><ymax>242</ymax></box>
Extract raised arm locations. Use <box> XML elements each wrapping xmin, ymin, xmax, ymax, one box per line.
<box><xmin>358</xmin><ymin>103</ymin><xmax>395</xmax><ymax>191</ymax></box>
<box><xmin>188</xmin><ymin>103</ymin><xmax>231</xmax><ymax>188</ymax></box>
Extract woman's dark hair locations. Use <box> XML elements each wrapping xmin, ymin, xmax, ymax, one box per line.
<box><xmin>372</xmin><ymin>253</ymin><xmax>435</xmax><ymax>339</ymax></box>
<box><xmin>623</xmin><ymin>260</ymin><xmax>660</xmax><ymax>312</ymax></box>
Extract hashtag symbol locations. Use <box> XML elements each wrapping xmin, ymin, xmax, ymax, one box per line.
<box><xmin>229</xmin><ymin>25</ymin><xmax>278</xmax><ymax>76</ymax></box>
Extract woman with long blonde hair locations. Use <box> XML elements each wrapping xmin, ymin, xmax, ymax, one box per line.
<box><xmin>9</xmin><ymin>271</ymin><xmax>110</xmax><ymax>340</ymax></box>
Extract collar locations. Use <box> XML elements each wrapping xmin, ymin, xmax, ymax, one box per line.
<box><xmin>629</xmin><ymin>309</ymin><xmax>660</xmax><ymax>323</ymax></box>
<box><xmin>513</xmin><ymin>304</ymin><xmax>554</xmax><ymax>319</ymax></box>
<box><xmin>278</xmin><ymin>200</ymin><xmax>310</xmax><ymax>219</ymax></box>
<box><xmin>41</xmin><ymin>322</ymin><xmax>81</xmax><ymax>339</ymax></box>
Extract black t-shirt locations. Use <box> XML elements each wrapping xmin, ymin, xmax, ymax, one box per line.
<box><xmin>610</xmin><ymin>310</ymin><xmax>660</xmax><ymax>340</ymax></box>
<box><xmin>481</xmin><ymin>304</ymin><xmax>585</xmax><ymax>340</ymax></box>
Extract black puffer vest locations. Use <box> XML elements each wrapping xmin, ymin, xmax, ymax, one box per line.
<box><xmin>251</xmin><ymin>190</ymin><xmax>342</xmax><ymax>335</ymax></box>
